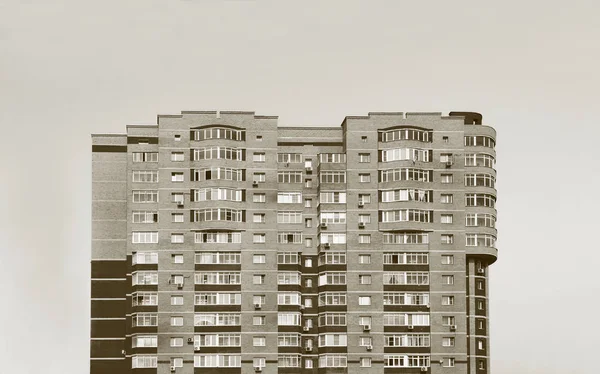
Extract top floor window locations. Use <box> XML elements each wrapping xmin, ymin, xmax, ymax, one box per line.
<box><xmin>465</xmin><ymin>135</ymin><xmax>495</xmax><ymax>148</ymax></box>
<box><xmin>192</xmin><ymin>127</ymin><xmax>244</xmax><ymax>141</ymax></box>
<box><xmin>380</xmin><ymin>128</ymin><xmax>432</xmax><ymax>143</ymax></box>
<box><xmin>278</xmin><ymin>153</ymin><xmax>302</xmax><ymax>163</ymax></box>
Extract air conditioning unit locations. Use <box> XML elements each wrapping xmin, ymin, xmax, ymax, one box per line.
<box><xmin>445</xmin><ymin>160</ymin><xmax>453</xmax><ymax>167</ymax></box>
<box><xmin>421</xmin><ymin>366</ymin><xmax>428</xmax><ymax>372</ymax></box>
<box><xmin>320</xmin><ymin>222</ymin><xmax>327</xmax><ymax>229</ymax></box>
<box><xmin>306</xmin><ymin>166</ymin><xmax>313</xmax><ymax>172</ymax></box>
<box><xmin>323</xmin><ymin>243</ymin><xmax>330</xmax><ymax>249</ymax></box>
<box><xmin>358</xmin><ymin>222</ymin><xmax>365</xmax><ymax>228</ymax></box>
<box><xmin>254</xmin><ymin>366</ymin><xmax>262</xmax><ymax>372</ymax></box>
<box><xmin>363</xmin><ymin>324</ymin><xmax>371</xmax><ymax>331</ymax></box>
<box><xmin>252</xmin><ymin>181</ymin><xmax>259</xmax><ymax>187</ymax></box>
<box><xmin>477</xmin><ymin>268</ymin><xmax>485</xmax><ymax>274</ymax></box>
<box><xmin>366</xmin><ymin>345</ymin><xmax>373</xmax><ymax>351</ymax></box>
<box><xmin>300</xmin><ymin>305</ymin><xmax>305</xmax><ymax>310</ymax></box>
<box><xmin>426</xmin><ymin>303</ymin><xmax>431</xmax><ymax>309</ymax></box>
<box><xmin>121</xmin><ymin>349</ymin><xmax>126</xmax><ymax>355</ymax></box>
<box><xmin>170</xmin><ymin>366</ymin><xmax>176</xmax><ymax>372</ymax></box>
<box><xmin>176</xmin><ymin>282</ymin><xmax>184</xmax><ymax>289</ymax></box>
<box><xmin>450</xmin><ymin>325</ymin><xmax>457</xmax><ymax>331</ymax></box>
<box><xmin>187</xmin><ymin>337</ymin><xmax>193</xmax><ymax>344</ymax></box>
<box><xmin>303</xmin><ymin>326</ymin><xmax>310</xmax><ymax>331</ymax></box>
<box><xmin>254</xmin><ymin>303</ymin><xmax>262</xmax><ymax>309</ymax></box>
<box><xmin>358</xmin><ymin>201</ymin><xmax>365</xmax><ymax>207</ymax></box>
<box><xmin>194</xmin><ymin>346</ymin><xmax>201</xmax><ymax>352</ymax></box>
<box><xmin>408</xmin><ymin>325</ymin><xmax>414</xmax><ymax>330</ymax></box>
<box><xmin>306</xmin><ymin>346</ymin><xmax>312</xmax><ymax>352</ymax></box>
<box><xmin>176</xmin><ymin>201</ymin><xmax>184</xmax><ymax>207</ymax></box>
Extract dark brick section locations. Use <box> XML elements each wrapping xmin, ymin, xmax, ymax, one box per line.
<box><xmin>92</xmin><ymin>260</ymin><xmax>127</xmax><ymax>278</ymax></box>
<box><xmin>91</xmin><ymin>299</ymin><xmax>126</xmax><ymax>318</ymax></box>
<box><xmin>92</xmin><ymin>145</ymin><xmax>128</xmax><ymax>153</ymax></box>
<box><xmin>91</xmin><ymin>319</ymin><xmax>127</xmax><ymax>338</ymax></box>
<box><xmin>91</xmin><ymin>340</ymin><xmax>126</xmax><ymax>357</ymax></box>
<box><xmin>127</xmin><ymin>136</ymin><xmax>159</xmax><ymax>144</ymax></box>
<box><xmin>90</xmin><ymin>360</ymin><xmax>127</xmax><ymax>374</ymax></box>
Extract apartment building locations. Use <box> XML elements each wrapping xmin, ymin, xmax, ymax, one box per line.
<box><xmin>91</xmin><ymin>110</ymin><xmax>498</xmax><ymax>374</ymax></box>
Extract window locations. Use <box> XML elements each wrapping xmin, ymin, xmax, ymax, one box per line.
<box><xmin>319</xmin><ymin>354</ymin><xmax>348</xmax><ymax>368</ymax></box>
<box><xmin>174</xmin><ymin>134</ymin><xmax>181</xmax><ymax>141</ymax></box>
<box><xmin>478</xmin><ymin>300</ymin><xmax>485</xmax><ymax>310</ymax></box>
<box><xmin>359</xmin><ymin>336</ymin><xmax>373</xmax><ymax>346</ymax></box>
<box><xmin>305</xmin><ymin>298</ymin><xmax>313</xmax><ymax>308</ymax></box>
<box><xmin>194</xmin><ymin>313</ymin><xmax>240</xmax><ymax>326</ymax></box>
<box><xmin>319</xmin><ymin>153</ymin><xmax>346</xmax><ymax>163</ymax></box>
<box><xmin>318</xmin><ymin>252</ymin><xmax>346</xmax><ymax>265</ymax></box>
<box><xmin>383</xmin><ymin>272</ymin><xmax>429</xmax><ymax>285</ymax></box>
<box><xmin>440</xmin><ymin>153</ymin><xmax>453</xmax><ymax>163</ymax></box>
<box><xmin>478</xmin><ymin>340</ymin><xmax>484</xmax><ymax>350</ymax></box>
<box><xmin>277</xmin><ymin>252</ymin><xmax>299</xmax><ymax>264</ymax></box>
<box><xmin>319</xmin><ymin>313</ymin><xmax>347</xmax><ymax>326</ymax></box>
<box><xmin>253</xmin><ymin>254</ymin><xmax>266</xmax><ymax>264</ymax></box>
<box><xmin>253</xmin><ymin>316</ymin><xmax>266</xmax><ymax>325</ymax></box>
<box><xmin>195</xmin><ymin>272</ymin><xmax>241</xmax><ymax>285</ymax></box>
<box><xmin>132</xmin><ymin>293</ymin><xmax>157</xmax><ymax>306</ymax></box>
<box><xmin>172</xmin><ymin>213</ymin><xmax>184</xmax><ymax>223</ymax></box>
<box><xmin>465</xmin><ymin>173</ymin><xmax>495</xmax><ymax>188</ymax></box>
<box><xmin>320</xmin><ymin>212</ymin><xmax>346</xmax><ymax>224</ymax></box>
<box><xmin>132</xmin><ymin>231</ymin><xmax>158</xmax><ymax>244</ymax></box>
<box><xmin>478</xmin><ymin>280</ymin><xmax>484</xmax><ymax>290</ymax></box>
<box><xmin>320</xmin><ymin>171</ymin><xmax>346</xmax><ymax>183</ymax></box>
<box><xmin>277</xmin><ymin>192</ymin><xmax>302</xmax><ymax>203</ymax></box>
<box><xmin>253</xmin><ymin>152</ymin><xmax>266</xmax><ymax>162</ymax></box>
<box><xmin>465</xmin><ymin>135</ymin><xmax>495</xmax><ymax>148</ymax></box>
<box><xmin>442</xmin><ymin>275</ymin><xmax>454</xmax><ymax>285</ymax></box>
<box><xmin>443</xmin><ymin>357</ymin><xmax>455</xmax><ymax>367</ymax></box>
<box><xmin>442</xmin><ymin>316</ymin><xmax>456</xmax><ymax>326</ymax></box>
<box><xmin>254</xmin><ymin>358</ymin><xmax>266</xmax><ymax>368</ymax></box>
<box><xmin>253</xmin><ymin>234</ymin><xmax>266</xmax><ymax>243</ymax></box>
<box><xmin>132</xmin><ymin>335</ymin><xmax>157</xmax><ymax>348</ymax></box>
<box><xmin>278</xmin><ymin>292</ymin><xmax>301</xmax><ymax>305</ymax></box>
<box><xmin>132</xmin><ymin>170</ymin><xmax>158</xmax><ymax>183</ymax></box>
<box><xmin>359</xmin><ymin>275</ymin><xmax>372</xmax><ymax>285</ymax></box>
<box><xmin>193</xmin><ymin>167</ymin><xmax>243</xmax><ymax>182</ymax></box>
<box><xmin>358</xmin><ymin>194</ymin><xmax>371</xmax><ymax>204</ymax></box>
<box><xmin>132</xmin><ymin>313</ymin><xmax>158</xmax><ymax>327</ymax></box>
<box><xmin>305</xmin><ymin>218</ymin><xmax>312</xmax><ymax>227</ymax></box>
<box><xmin>171</xmin><ymin>172</ymin><xmax>184</xmax><ymax>182</ymax></box>
<box><xmin>442</xmin><ymin>296</ymin><xmax>455</xmax><ymax>305</ymax></box>
<box><xmin>441</xmin><ymin>255</ymin><xmax>454</xmax><ymax>265</ymax></box>
<box><xmin>193</xmin><ymin>127</ymin><xmax>244</xmax><ymax>141</ymax></box>
<box><xmin>359</xmin><ymin>173</ymin><xmax>371</xmax><ymax>183</ymax></box>
<box><xmin>278</xmin><ymin>355</ymin><xmax>301</xmax><ymax>368</ymax></box>
<box><xmin>441</xmin><ymin>194</ymin><xmax>453</xmax><ymax>203</ymax></box>
<box><xmin>192</xmin><ymin>147</ymin><xmax>245</xmax><ymax>161</ymax></box>
<box><xmin>466</xmin><ymin>233</ymin><xmax>496</xmax><ymax>247</ymax></box>
<box><xmin>358</xmin><ymin>153</ymin><xmax>371</xmax><ymax>163</ymax></box>
<box><xmin>132</xmin><ymin>211</ymin><xmax>158</xmax><ymax>223</ymax></box>
<box><xmin>277</xmin><ymin>153</ymin><xmax>302</xmax><ymax>163</ymax></box>
<box><xmin>305</xmin><ymin>179</ymin><xmax>313</xmax><ymax>188</ymax></box>
<box><xmin>305</xmin><ymin>279</ymin><xmax>313</xmax><ymax>287</ymax></box>
<box><xmin>278</xmin><ymin>272</ymin><xmax>301</xmax><ymax>285</ymax></box>
<box><xmin>278</xmin><ymin>313</ymin><xmax>301</xmax><ymax>326</ymax></box>
<box><xmin>441</xmin><ymin>214</ymin><xmax>453</xmax><ymax>224</ymax></box>
<box><xmin>193</xmin><ymin>187</ymin><xmax>243</xmax><ymax>202</ymax></box>
<box><xmin>305</xmin><ymin>359</ymin><xmax>313</xmax><ymax>369</ymax></box>
<box><xmin>305</xmin><ymin>238</ymin><xmax>313</xmax><ymax>247</ymax></box>
<box><xmin>318</xmin><ymin>292</ymin><xmax>347</xmax><ymax>306</ymax></box>
<box><xmin>380</xmin><ymin>148</ymin><xmax>431</xmax><ymax>162</ymax></box>
<box><xmin>318</xmin><ymin>272</ymin><xmax>346</xmax><ymax>286</ymax></box>
<box><xmin>358</xmin><ymin>234</ymin><xmax>371</xmax><ymax>244</ymax></box>
<box><xmin>172</xmin><ymin>254</ymin><xmax>184</xmax><ymax>264</ymax></box>
<box><xmin>320</xmin><ymin>233</ymin><xmax>346</xmax><ymax>244</ymax></box>
<box><xmin>359</xmin><ymin>296</ymin><xmax>372</xmax><ymax>306</ymax></box>
<box><xmin>170</xmin><ymin>337</ymin><xmax>184</xmax><ymax>347</ymax></box>
<box><xmin>465</xmin><ymin>152</ymin><xmax>495</xmax><ymax>167</ymax></box>
<box><xmin>466</xmin><ymin>193</ymin><xmax>496</xmax><ymax>208</ymax></box>
<box><xmin>132</xmin><ymin>252</ymin><xmax>158</xmax><ymax>265</ymax></box>
<box><xmin>359</xmin><ymin>254</ymin><xmax>371</xmax><ymax>264</ymax></box>
<box><xmin>278</xmin><ymin>232</ymin><xmax>302</xmax><ymax>244</ymax></box>
<box><xmin>253</xmin><ymin>275</ymin><xmax>265</xmax><ymax>285</ymax></box>
<box><xmin>305</xmin><ymin>198</ymin><xmax>312</xmax><ymax>207</ymax></box>
<box><xmin>171</xmin><ymin>193</ymin><xmax>184</xmax><ymax>204</ymax></box>
<box><xmin>361</xmin><ymin>358</ymin><xmax>372</xmax><ymax>368</ymax></box>
<box><xmin>383</xmin><ymin>293</ymin><xmax>430</xmax><ymax>306</ymax></box>
<box><xmin>466</xmin><ymin>213</ymin><xmax>496</xmax><ymax>228</ymax></box>
<box><xmin>380</xmin><ymin>209</ymin><xmax>433</xmax><ymax>223</ymax></box>
<box><xmin>277</xmin><ymin>211</ymin><xmax>302</xmax><ymax>224</ymax></box>
<box><xmin>379</xmin><ymin>168</ymin><xmax>432</xmax><ymax>183</ymax></box>
<box><xmin>131</xmin><ymin>355</ymin><xmax>157</xmax><ymax>368</ymax></box>
<box><xmin>361</xmin><ymin>136</ymin><xmax>368</xmax><ymax>142</ymax></box>
<box><xmin>278</xmin><ymin>171</ymin><xmax>303</xmax><ymax>183</ymax></box>
<box><xmin>253</xmin><ymin>172</ymin><xmax>266</xmax><ymax>182</ymax></box>
<box><xmin>479</xmin><ymin>360</ymin><xmax>486</xmax><ymax>370</ymax></box>
<box><xmin>171</xmin><ymin>152</ymin><xmax>184</xmax><ymax>161</ymax></box>
<box><xmin>171</xmin><ymin>316</ymin><xmax>184</xmax><ymax>326</ymax></box>
<box><xmin>170</xmin><ymin>275</ymin><xmax>184</xmax><ymax>285</ymax></box>
<box><xmin>195</xmin><ymin>293</ymin><xmax>241</xmax><ymax>306</ymax></box>
<box><xmin>171</xmin><ymin>233</ymin><xmax>184</xmax><ymax>243</ymax></box>
<box><xmin>381</xmin><ymin>189</ymin><xmax>432</xmax><ymax>203</ymax></box>
<box><xmin>380</xmin><ymin>128</ymin><xmax>432</xmax><ymax>143</ymax></box>
<box><xmin>132</xmin><ymin>271</ymin><xmax>158</xmax><ymax>285</ymax></box>
<box><xmin>443</xmin><ymin>136</ymin><xmax>449</xmax><ymax>143</ymax></box>
<box><xmin>320</xmin><ymin>191</ymin><xmax>347</xmax><ymax>203</ymax></box>
<box><xmin>195</xmin><ymin>232</ymin><xmax>242</xmax><ymax>244</ymax></box>
<box><xmin>253</xmin><ymin>193</ymin><xmax>266</xmax><ymax>203</ymax></box>
<box><xmin>194</xmin><ymin>354</ymin><xmax>241</xmax><ymax>368</ymax></box>
<box><xmin>441</xmin><ymin>173</ymin><xmax>453</xmax><ymax>183</ymax></box>
<box><xmin>305</xmin><ymin>258</ymin><xmax>312</xmax><ymax>267</ymax></box>
<box><xmin>133</xmin><ymin>190</ymin><xmax>158</xmax><ymax>203</ymax></box>
<box><xmin>193</xmin><ymin>208</ymin><xmax>244</xmax><ymax>222</ymax></box>
<box><xmin>171</xmin><ymin>358</ymin><xmax>183</xmax><ymax>368</ymax></box>
<box><xmin>253</xmin><ymin>213</ymin><xmax>266</xmax><ymax>223</ymax></box>
<box><xmin>318</xmin><ymin>334</ymin><xmax>348</xmax><ymax>347</ymax></box>
<box><xmin>441</xmin><ymin>234</ymin><xmax>454</xmax><ymax>244</ymax></box>
<box><xmin>383</xmin><ymin>253</ymin><xmax>428</xmax><ymax>265</ymax></box>
<box><xmin>256</xmin><ymin>135</ymin><xmax>263</xmax><ymax>141</ymax></box>
<box><xmin>253</xmin><ymin>336</ymin><xmax>266</xmax><ymax>346</ymax></box>
<box><xmin>358</xmin><ymin>214</ymin><xmax>371</xmax><ymax>224</ymax></box>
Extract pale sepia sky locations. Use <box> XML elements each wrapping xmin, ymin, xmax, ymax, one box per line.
<box><xmin>1</xmin><ymin>1</ymin><xmax>599</xmax><ymax>373</ymax></box>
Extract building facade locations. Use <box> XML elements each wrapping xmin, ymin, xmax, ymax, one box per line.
<box><xmin>91</xmin><ymin>111</ymin><xmax>498</xmax><ymax>374</ymax></box>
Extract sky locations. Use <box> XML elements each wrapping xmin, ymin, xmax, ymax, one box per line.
<box><xmin>1</xmin><ymin>0</ymin><xmax>599</xmax><ymax>373</ymax></box>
